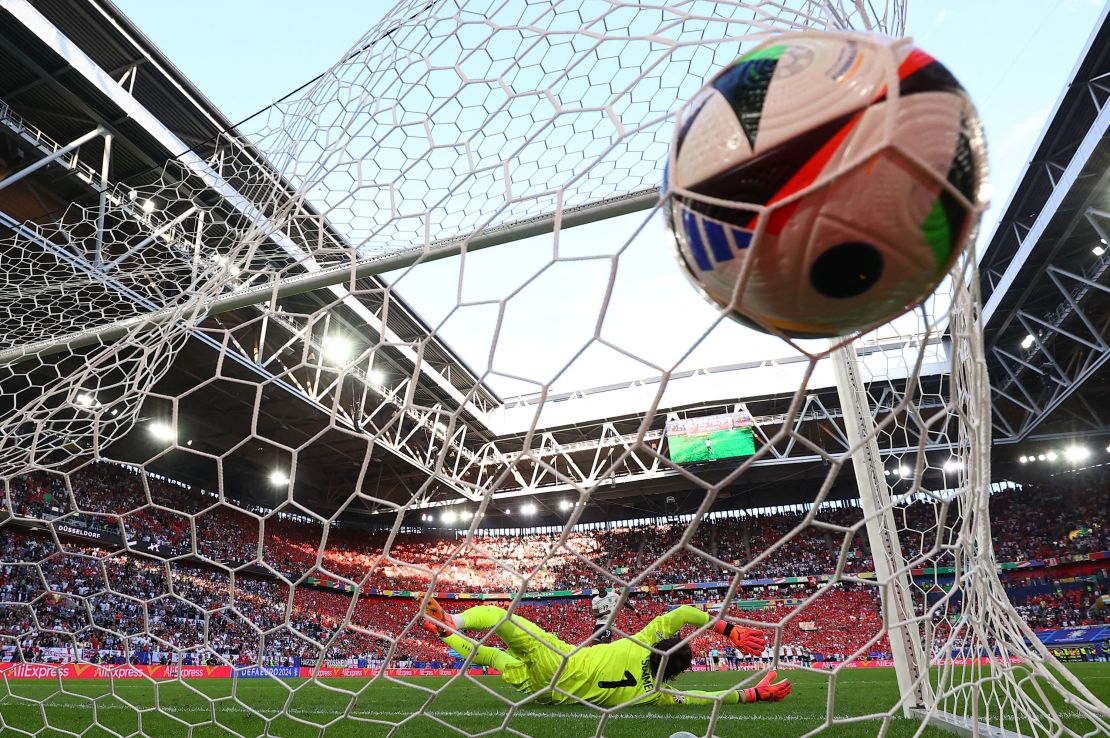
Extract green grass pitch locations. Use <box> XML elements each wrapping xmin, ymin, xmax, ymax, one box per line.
<box><xmin>0</xmin><ymin>665</ymin><xmax>1106</xmax><ymax>737</ymax></box>
<box><xmin>668</xmin><ymin>429</ymin><xmax>755</xmax><ymax>463</ymax></box>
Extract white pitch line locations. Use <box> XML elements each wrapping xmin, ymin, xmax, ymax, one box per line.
<box><xmin>0</xmin><ymin>702</ymin><xmax>1099</xmax><ymax>723</ymax></box>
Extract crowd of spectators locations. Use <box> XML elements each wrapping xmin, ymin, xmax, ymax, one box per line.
<box><xmin>4</xmin><ymin>465</ymin><xmax>1106</xmax><ymax>592</ymax></box>
<box><xmin>1</xmin><ymin>464</ymin><xmax>1106</xmax><ymax>668</ymax></box>
<box><xmin>1014</xmin><ymin>587</ymin><xmax>1106</xmax><ymax>629</ymax></box>
<box><xmin>0</xmin><ymin>527</ymin><xmax>899</xmax><ymax>666</ymax></box>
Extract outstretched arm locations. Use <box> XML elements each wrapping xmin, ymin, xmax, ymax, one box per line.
<box><xmin>631</xmin><ymin>605</ymin><xmax>708</xmax><ymax>645</ymax></box>
<box><xmin>666</xmin><ymin>671</ymin><xmax>792</xmax><ymax>706</ymax></box>
<box><xmin>631</xmin><ymin>605</ymin><xmax>766</xmax><ymax>656</ymax></box>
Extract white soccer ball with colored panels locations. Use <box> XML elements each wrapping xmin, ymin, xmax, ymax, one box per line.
<box><xmin>664</xmin><ymin>32</ymin><xmax>987</xmax><ymax>338</ymax></box>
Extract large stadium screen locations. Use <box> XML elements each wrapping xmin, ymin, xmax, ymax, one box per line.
<box><xmin>665</xmin><ymin>411</ymin><xmax>755</xmax><ymax>463</ymax></box>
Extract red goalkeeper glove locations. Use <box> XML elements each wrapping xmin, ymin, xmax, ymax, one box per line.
<box><xmin>711</xmin><ymin>620</ymin><xmax>766</xmax><ymax>656</ymax></box>
<box><xmin>744</xmin><ymin>670</ymin><xmax>792</xmax><ymax>703</ymax></box>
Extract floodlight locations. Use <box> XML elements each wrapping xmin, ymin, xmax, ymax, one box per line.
<box><xmin>898</xmin><ymin>466</ymin><xmax>911</xmax><ymax>477</ymax></box>
<box><xmin>75</xmin><ymin>393</ymin><xmax>95</xmax><ymax>408</ymax></box>
<box><xmin>269</xmin><ymin>470</ymin><xmax>289</xmax><ymax>486</ymax></box>
<box><xmin>558</xmin><ymin>500</ymin><xmax>571</xmax><ymax>510</ymax></box>
<box><xmin>441</xmin><ymin>510</ymin><xmax>457</xmax><ymax>525</ymax></box>
<box><xmin>521</xmin><ymin>503</ymin><xmax>537</xmax><ymax>515</ymax></box>
<box><xmin>1019</xmin><ymin>455</ymin><xmax>1028</xmax><ymax>463</ymax></box>
<box><xmin>1045</xmin><ymin>451</ymin><xmax>1058</xmax><ymax>461</ymax></box>
<box><xmin>1020</xmin><ymin>335</ymin><xmax>1035</xmax><ymax>349</ymax></box>
<box><xmin>943</xmin><ymin>459</ymin><xmax>963</xmax><ymax>472</ymax></box>
<box><xmin>323</xmin><ymin>335</ymin><xmax>354</xmax><ymax>364</ymax></box>
<box><xmin>1063</xmin><ymin>446</ymin><xmax>1089</xmax><ymax>462</ymax></box>
<box><xmin>1094</xmin><ymin>245</ymin><xmax>1106</xmax><ymax>256</ymax></box>
<box><xmin>142</xmin><ymin>199</ymin><xmax>155</xmax><ymax>214</ymax></box>
<box><xmin>148</xmin><ymin>421</ymin><xmax>175</xmax><ymax>442</ymax></box>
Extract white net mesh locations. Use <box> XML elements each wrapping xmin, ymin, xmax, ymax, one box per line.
<box><xmin>1</xmin><ymin>1</ymin><xmax>1108</xmax><ymax>737</ymax></box>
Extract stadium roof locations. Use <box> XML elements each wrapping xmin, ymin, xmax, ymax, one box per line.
<box><xmin>978</xmin><ymin>0</ymin><xmax>1110</xmax><ymax>447</ymax></box>
<box><xmin>0</xmin><ymin>0</ymin><xmax>1107</xmax><ymax>528</ymax></box>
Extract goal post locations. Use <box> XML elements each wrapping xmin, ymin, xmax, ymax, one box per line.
<box><xmin>831</xmin><ymin>340</ymin><xmax>930</xmax><ymax>717</ymax></box>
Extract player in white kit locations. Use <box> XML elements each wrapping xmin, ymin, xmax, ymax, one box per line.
<box><xmin>590</xmin><ymin>585</ymin><xmax>622</xmax><ymax>644</ymax></box>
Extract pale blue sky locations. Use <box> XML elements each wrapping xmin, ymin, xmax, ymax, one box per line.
<box><xmin>113</xmin><ymin>0</ymin><xmax>1107</xmax><ymax>400</ymax></box>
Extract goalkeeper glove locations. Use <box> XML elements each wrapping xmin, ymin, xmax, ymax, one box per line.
<box><xmin>711</xmin><ymin>620</ymin><xmax>766</xmax><ymax>656</ymax></box>
<box><xmin>744</xmin><ymin>670</ymin><xmax>792</xmax><ymax>703</ymax></box>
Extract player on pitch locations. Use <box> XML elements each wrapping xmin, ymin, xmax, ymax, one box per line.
<box><xmin>589</xmin><ymin>583</ymin><xmax>623</xmax><ymax>644</ymax></box>
<box><xmin>422</xmin><ymin>599</ymin><xmax>791</xmax><ymax>708</ymax></box>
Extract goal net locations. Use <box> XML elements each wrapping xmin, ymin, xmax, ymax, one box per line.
<box><xmin>0</xmin><ymin>1</ymin><xmax>1107</xmax><ymax>737</ymax></box>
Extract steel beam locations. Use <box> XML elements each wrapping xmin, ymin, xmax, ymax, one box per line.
<box><xmin>0</xmin><ymin>126</ymin><xmax>105</xmax><ymax>192</ymax></box>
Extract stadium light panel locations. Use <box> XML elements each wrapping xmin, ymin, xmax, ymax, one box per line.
<box><xmin>1045</xmin><ymin>450</ymin><xmax>1058</xmax><ymax>461</ymax></box>
<box><xmin>1064</xmin><ymin>446</ymin><xmax>1089</xmax><ymax>462</ymax></box>
<box><xmin>943</xmin><ymin>459</ymin><xmax>963</xmax><ymax>472</ymax></box>
<box><xmin>368</xmin><ymin>368</ymin><xmax>385</xmax><ymax>385</ymax></box>
<box><xmin>1094</xmin><ymin>245</ymin><xmax>1106</xmax><ymax>256</ymax></box>
<box><xmin>1037</xmin><ymin>454</ymin><xmax>1047</xmax><ymax>461</ymax></box>
<box><xmin>268</xmin><ymin>470</ymin><xmax>289</xmax><ymax>486</ymax></box>
<box><xmin>142</xmin><ymin>199</ymin><xmax>156</xmax><ymax>214</ymax></box>
<box><xmin>148</xmin><ymin>421</ymin><xmax>175</xmax><ymax>442</ymax></box>
<box><xmin>558</xmin><ymin>500</ymin><xmax>571</xmax><ymax>510</ymax></box>
<box><xmin>1020</xmin><ymin>334</ymin><xmax>1035</xmax><ymax>349</ymax></box>
<box><xmin>1019</xmin><ymin>455</ymin><xmax>1028</xmax><ymax>463</ymax></box>
<box><xmin>521</xmin><ymin>503</ymin><xmax>537</xmax><ymax>515</ymax></box>
<box><xmin>441</xmin><ymin>510</ymin><xmax>457</xmax><ymax>525</ymax></box>
<box><xmin>75</xmin><ymin>393</ymin><xmax>98</xmax><ymax>408</ymax></box>
<box><xmin>322</xmin><ymin>335</ymin><xmax>354</xmax><ymax>364</ymax></box>
<box><xmin>898</xmin><ymin>465</ymin><xmax>911</xmax><ymax>477</ymax></box>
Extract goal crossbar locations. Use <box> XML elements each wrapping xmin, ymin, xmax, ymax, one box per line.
<box><xmin>0</xmin><ymin>187</ymin><xmax>659</xmax><ymax>367</ymax></box>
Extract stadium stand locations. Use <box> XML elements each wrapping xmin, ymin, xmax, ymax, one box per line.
<box><xmin>1</xmin><ymin>463</ymin><xmax>1106</xmax><ymax>667</ymax></box>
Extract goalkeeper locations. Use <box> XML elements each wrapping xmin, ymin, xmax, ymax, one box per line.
<box><xmin>422</xmin><ymin>599</ymin><xmax>791</xmax><ymax>708</ymax></box>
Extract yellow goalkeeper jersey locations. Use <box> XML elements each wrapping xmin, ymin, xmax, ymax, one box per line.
<box><xmin>534</xmin><ymin>605</ymin><xmax>719</xmax><ymax>707</ymax></box>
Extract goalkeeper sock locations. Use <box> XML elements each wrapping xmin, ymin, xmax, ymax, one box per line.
<box><xmin>443</xmin><ymin>634</ymin><xmax>523</xmax><ymax>672</ymax></box>
<box><xmin>459</xmin><ymin>605</ymin><xmax>507</xmax><ymax>631</ymax></box>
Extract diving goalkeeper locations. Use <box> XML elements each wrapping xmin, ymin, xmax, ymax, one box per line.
<box><xmin>422</xmin><ymin>599</ymin><xmax>791</xmax><ymax>708</ymax></box>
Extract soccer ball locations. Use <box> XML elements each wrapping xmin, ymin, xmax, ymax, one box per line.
<box><xmin>664</xmin><ymin>32</ymin><xmax>987</xmax><ymax>338</ymax></box>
